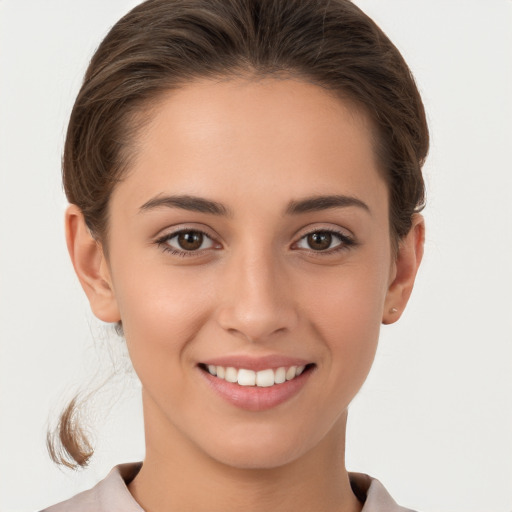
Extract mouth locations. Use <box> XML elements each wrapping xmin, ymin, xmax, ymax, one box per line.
<box><xmin>198</xmin><ymin>363</ymin><xmax>315</xmax><ymax>388</ymax></box>
<box><xmin>197</xmin><ymin>355</ymin><xmax>316</xmax><ymax>411</ymax></box>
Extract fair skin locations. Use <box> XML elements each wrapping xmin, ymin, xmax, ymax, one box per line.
<box><xmin>66</xmin><ymin>78</ymin><xmax>424</xmax><ymax>512</ymax></box>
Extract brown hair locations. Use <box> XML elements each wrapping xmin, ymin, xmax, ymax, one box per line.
<box><xmin>51</xmin><ymin>0</ymin><xmax>429</xmax><ymax>468</ymax></box>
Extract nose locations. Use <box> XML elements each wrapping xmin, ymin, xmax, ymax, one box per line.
<box><xmin>215</xmin><ymin>248</ymin><xmax>299</xmax><ymax>343</ymax></box>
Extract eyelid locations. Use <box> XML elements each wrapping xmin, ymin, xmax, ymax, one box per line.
<box><xmin>293</xmin><ymin>223</ymin><xmax>355</xmax><ymax>242</ymax></box>
<box><xmin>152</xmin><ymin>223</ymin><xmax>356</xmax><ymax>257</ymax></box>
<box><xmin>154</xmin><ymin>224</ymin><xmax>222</xmax><ymax>256</ymax></box>
<box><xmin>291</xmin><ymin>225</ymin><xmax>357</xmax><ymax>253</ymax></box>
<box><xmin>153</xmin><ymin>223</ymin><xmax>220</xmax><ymax>242</ymax></box>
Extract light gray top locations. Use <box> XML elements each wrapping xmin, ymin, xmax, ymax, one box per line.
<box><xmin>41</xmin><ymin>463</ymin><xmax>417</xmax><ymax>512</ymax></box>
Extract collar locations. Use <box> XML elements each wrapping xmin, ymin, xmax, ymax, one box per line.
<box><xmin>42</xmin><ymin>462</ymin><xmax>416</xmax><ymax>512</ymax></box>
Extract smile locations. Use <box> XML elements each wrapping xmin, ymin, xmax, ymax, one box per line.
<box><xmin>198</xmin><ymin>358</ymin><xmax>315</xmax><ymax>411</ymax></box>
<box><xmin>203</xmin><ymin>364</ymin><xmax>307</xmax><ymax>387</ymax></box>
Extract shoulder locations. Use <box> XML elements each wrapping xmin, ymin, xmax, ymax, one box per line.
<box><xmin>40</xmin><ymin>463</ymin><xmax>143</xmax><ymax>512</ymax></box>
<box><xmin>350</xmin><ymin>472</ymin><xmax>418</xmax><ymax>512</ymax></box>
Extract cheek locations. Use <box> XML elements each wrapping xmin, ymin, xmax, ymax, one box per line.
<box><xmin>302</xmin><ymin>261</ymin><xmax>389</xmax><ymax>384</ymax></box>
<box><xmin>304</xmin><ymin>259</ymin><xmax>388</xmax><ymax>330</ymax></box>
<box><xmin>110</xmin><ymin>259</ymin><xmax>215</xmax><ymax>376</ymax></box>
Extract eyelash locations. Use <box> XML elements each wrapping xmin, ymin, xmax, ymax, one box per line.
<box><xmin>155</xmin><ymin>228</ymin><xmax>356</xmax><ymax>257</ymax></box>
<box><xmin>155</xmin><ymin>228</ymin><xmax>215</xmax><ymax>257</ymax></box>
<box><xmin>296</xmin><ymin>228</ymin><xmax>356</xmax><ymax>255</ymax></box>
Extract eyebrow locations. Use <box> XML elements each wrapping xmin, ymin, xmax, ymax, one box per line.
<box><xmin>138</xmin><ymin>193</ymin><xmax>370</xmax><ymax>216</ymax></box>
<box><xmin>285</xmin><ymin>195</ymin><xmax>371</xmax><ymax>215</ymax></box>
<box><xmin>139</xmin><ymin>195</ymin><xmax>231</xmax><ymax>216</ymax></box>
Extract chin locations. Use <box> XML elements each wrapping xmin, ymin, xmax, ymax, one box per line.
<box><xmin>200</xmin><ymin>420</ymin><xmax>333</xmax><ymax>471</ymax></box>
<box><xmin>211</xmin><ymin>442</ymin><xmax>306</xmax><ymax>470</ymax></box>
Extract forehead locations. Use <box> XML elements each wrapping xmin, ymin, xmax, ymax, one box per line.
<box><xmin>115</xmin><ymin>77</ymin><xmax>386</xmax><ymax>215</ymax></box>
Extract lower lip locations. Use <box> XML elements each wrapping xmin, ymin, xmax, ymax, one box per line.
<box><xmin>199</xmin><ymin>367</ymin><xmax>313</xmax><ymax>412</ymax></box>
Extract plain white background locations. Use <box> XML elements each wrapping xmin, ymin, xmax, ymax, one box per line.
<box><xmin>0</xmin><ymin>1</ymin><xmax>511</xmax><ymax>511</ymax></box>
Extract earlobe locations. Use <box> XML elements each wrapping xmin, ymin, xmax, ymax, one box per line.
<box><xmin>382</xmin><ymin>214</ymin><xmax>425</xmax><ymax>325</ymax></box>
<box><xmin>65</xmin><ymin>205</ymin><xmax>121</xmax><ymax>323</ymax></box>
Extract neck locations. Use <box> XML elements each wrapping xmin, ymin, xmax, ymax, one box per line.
<box><xmin>129</xmin><ymin>395</ymin><xmax>362</xmax><ymax>512</ymax></box>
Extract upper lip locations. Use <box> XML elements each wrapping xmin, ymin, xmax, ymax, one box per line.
<box><xmin>200</xmin><ymin>355</ymin><xmax>312</xmax><ymax>372</ymax></box>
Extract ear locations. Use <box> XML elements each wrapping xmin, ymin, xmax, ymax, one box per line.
<box><xmin>382</xmin><ymin>214</ymin><xmax>425</xmax><ymax>324</ymax></box>
<box><xmin>65</xmin><ymin>205</ymin><xmax>121</xmax><ymax>323</ymax></box>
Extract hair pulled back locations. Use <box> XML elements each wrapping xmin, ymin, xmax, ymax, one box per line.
<box><xmin>64</xmin><ymin>0</ymin><xmax>428</xmax><ymax>244</ymax></box>
<box><xmin>54</xmin><ymin>0</ymin><xmax>428</xmax><ymax>468</ymax></box>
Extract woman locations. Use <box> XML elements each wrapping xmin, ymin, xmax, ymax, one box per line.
<box><xmin>43</xmin><ymin>0</ymin><xmax>427</xmax><ymax>510</ymax></box>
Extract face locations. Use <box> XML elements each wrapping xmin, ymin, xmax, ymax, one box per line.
<box><xmin>91</xmin><ymin>78</ymin><xmax>402</xmax><ymax>469</ymax></box>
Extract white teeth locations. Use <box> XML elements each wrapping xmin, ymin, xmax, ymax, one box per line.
<box><xmin>256</xmin><ymin>369</ymin><xmax>274</xmax><ymax>387</ymax></box>
<box><xmin>205</xmin><ymin>364</ymin><xmax>308</xmax><ymax>387</ymax></box>
<box><xmin>237</xmin><ymin>369</ymin><xmax>256</xmax><ymax>386</ymax></box>
<box><xmin>225</xmin><ymin>367</ymin><xmax>238</xmax><ymax>383</ymax></box>
<box><xmin>285</xmin><ymin>366</ymin><xmax>297</xmax><ymax>380</ymax></box>
<box><xmin>274</xmin><ymin>367</ymin><xmax>286</xmax><ymax>384</ymax></box>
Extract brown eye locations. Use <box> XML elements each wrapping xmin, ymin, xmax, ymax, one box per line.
<box><xmin>307</xmin><ymin>232</ymin><xmax>333</xmax><ymax>251</ymax></box>
<box><xmin>177</xmin><ymin>231</ymin><xmax>204</xmax><ymax>250</ymax></box>
<box><xmin>159</xmin><ymin>229</ymin><xmax>216</xmax><ymax>254</ymax></box>
<box><xmin>294</xmin><ymin>229</ymin><xmax>354</xmax><ymax>253</ymax></box>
